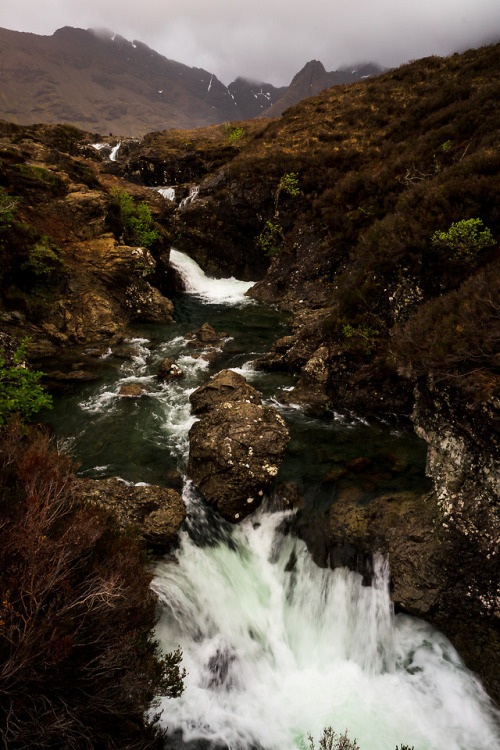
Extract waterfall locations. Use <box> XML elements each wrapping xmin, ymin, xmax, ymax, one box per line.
<box><xmin>179</xmin><ymin>185</ymin><xmax>200</xmax><ymax>208</ymax></box>
<box><xmin>109</xmin><ymin>141</ymin><xmax>121</xmax><ymax>161</ymax></box>
<box><xmin>156</xmin><ymin>186</ymin><xmax>176</xmax><ymax>201</ymax></box>
<box><xmin>169</xmin><ymin>249</ymin><xmax>255</xmax><ymax>304</ymax></box>
<box><xmin>153</xmin><ymin>501</ymin><xmax>500</xmax><ymax>750</ymax></box>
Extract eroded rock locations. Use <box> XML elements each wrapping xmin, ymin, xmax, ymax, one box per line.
<box><xmin>189</xmin><ymin>369</ymin><xmax>261</xmax><ymax>415</ymax></box>
<box><xmin>188</xmin><ymin>371</ymin><xmax>289</xmax><ymax>521</ymax></box>
<box><xmin>75</xmin><ymin>477</ymin><xmax>186</xmax><ymax>552</ymax></box>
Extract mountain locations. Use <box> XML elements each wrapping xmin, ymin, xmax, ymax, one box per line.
<box><xmin>262</xmin><ymin>60</ymin><xmax>384</xmax><ymax>116</ymax></box>
<box><xmin>0</xmin><ymin>26</ymin><xmax>381</xmax><ymax>136</ymax></box>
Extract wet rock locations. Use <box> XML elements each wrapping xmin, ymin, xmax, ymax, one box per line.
<box><xmin>119</xmin><ymin>383</ymin><xmax>148</xmax><ymax>397</ymax></box>
<box><xmin>74</xmin><ymin>477</ymin><xmax>186</xmax><ymax>552</ymax></box>
<box><xmin>185</xmin><ymin>322</ymin><xmax>228</xmax><ymax>346</ymax></box>
<box><xmin>44</xmin><ymin>369</ymin><xmax>100</xmax><ymax>383</ymax></box>
<box><xmin>272</xmin><ymin>481</ymin><xmax>305</xmax><ymax>510</ymax></box>
<box><xmin>157</xmin><ymin>357</ymin><xmax>184</xmax><ymax>382</ymax></box>
<box><xmin>346</xmin><ymin>456</ymin><xmax>373</xmax><ymax>472</ymax></box>
<box><xmin>126</xmin><ymin>282</ymin><xmax>174</xmax><ymax>324</ymax></box>
<box><xmin>188</xmin><ymin>371</ymin><xmax>289</xmax><ymax>522</ymax></box>
<box><xmin>189</xmin><ymin>369</ymin><xmax>261</xmax><ymax>415</ymax></box>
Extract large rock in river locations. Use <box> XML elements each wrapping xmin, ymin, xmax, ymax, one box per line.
<box><xmin>188</xmin><ymin>371</ymin><xmax>289</xmax><ymax>521</ymax></box>
<box><xmin>74</xmin><ymin>477</ymin><xmax>186</xmax><ymax>553</ymax></box>
<box><xmin>189</xmin><ymin>368</ymin><xmax>261</xmax><ymax>415</ymax></box>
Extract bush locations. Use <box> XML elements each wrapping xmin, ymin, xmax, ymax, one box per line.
<box><xmin>257</xmin><ymin>219</ymin><xmax>285</xmax><ymax>256</ymax></box>
<box><xmin>391</xmin><ymin>259</ymin><xmax>500</xmax><ymax>397</ymax></box>
<box><xmin>0</xmin><ymin>423</ymin><xmax>184</xmax><ymax>749</ymax></box>
<box><xmin>307</xmin><ymin>727</ymin><xmax>359</xmax><ymax>750</ymax></box>
<box><xmin>0</xmin><ymin>340</ymin><xmax>52</xmax><ymax>424</ymax></box>
<box><xmin>113</xmin><ymin>190</ymin><xmax>160</xmax><ymax>248</ymax></box>
<box><xmin>0</xmin><ymin>187</ymin><xmax>18</xmax><ymax>226</ymax></box>
<box><xmin>431</xmin><ymin>218</ymin><xmax>494</xmax><ymax>263</ymax></box>
<box><xmin>22</xmin><ymin>237</ymin><xmax>65</xmax><ymax>285</ymax></box>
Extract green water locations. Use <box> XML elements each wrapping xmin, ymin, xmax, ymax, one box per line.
<box><xmin>44</xmin><ymin>292</ymin><xmax>430</xmax><ymax>507</ymax></box>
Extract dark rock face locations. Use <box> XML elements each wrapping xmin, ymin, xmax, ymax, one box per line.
<box><xmin>295</xmin><ymin>383</ymin><xmax>500</xmax><ymax>705</ymax></box>
<box><xmin>188</xmin><ymin>371</ymin><xmax>289</xmax><ymax>521</ymax></box>
<box><xmin>75</xmin><ymin>477</ymin><xmax>186</xmax><ymax>553</ymax></box>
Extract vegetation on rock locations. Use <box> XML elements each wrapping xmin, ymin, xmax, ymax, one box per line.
<box><xmin>112</xmin><ymin>189</ymin><xmax>160</xmax><ymax>248</ymax></box>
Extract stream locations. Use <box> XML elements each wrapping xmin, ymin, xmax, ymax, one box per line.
<box><xmin>45</xmin><ymin>251</ymin><xmax>500</xmax><ymax>750</ymax></box>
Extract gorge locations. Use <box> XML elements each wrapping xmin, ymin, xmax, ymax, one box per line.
<box><xmin>0</xmin><ymin>39</ymin><xmax>499</xmax><ymax>750</ymax></box>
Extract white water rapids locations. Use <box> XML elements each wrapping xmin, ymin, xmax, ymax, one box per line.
<box><xmin>153</xmin><ymin>491</ymin><xmax>500</xmax><ymax>750</ymax></box>
<box><xmin>169</xmin><ymin>248</ymin><xmax>255</xmax><ymax>303</ymax></box>
<box><xmin>72</xmin><ymin>251</ymin><xmax>500</xmax><ymax>749</ymax></box>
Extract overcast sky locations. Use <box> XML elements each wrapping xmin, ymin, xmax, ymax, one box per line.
<box><xmin>1</xmin><ymin>0</ymin><xmax>499</xmax><ymax>85</ymax></box>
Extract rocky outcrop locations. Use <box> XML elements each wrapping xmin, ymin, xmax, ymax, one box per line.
<box><xmin>75</xmin><ymin>477</ymin><xmax>186</xmax><ymax>553</ymax></box>
<box><xmin>0</xmin><ymin>125</ymin><xmax>175</xmax><ymax>356</ymax></box>
<box><xmin>185</xmin><ymin>322</ymin><xmax>228</xmax><ymax>347</ymax></box>
<box><xmin>187</xmin><ymin>370</ymin><xmax>289</xmax><ymax>521</ymax></box>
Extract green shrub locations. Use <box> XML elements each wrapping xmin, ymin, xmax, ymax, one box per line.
<box><xmin>113</xmin><ymin>190</ymin><xmax>160</xmax><ymax>248</ymax></box>
<box><xmin>257</xmin><ymin>219</ymin><xmax>285</xmax><ymax>256</ymax></box>
<box><xmin>22</xmin><ymin>237</ymin><xmax>65</xmax><ymax>283</ymax></box>
<box><xmin>431</xmin><ymin>218</ymin><xmax>494</xmax><ymax>263</ymax></box>
<box><xmin>0</xmin><ymin>340</ymin><xmax>52</xmax><ymax>424</ymax></box>
<box><xmin>223</xmin><ymin>123</ymin><xmax>245</xmax><ymax>145</ymax></box>
<box><xmin>342</xmin><ymin>323</ymin><xmax>379</xmax><ymax>354</ymax></box>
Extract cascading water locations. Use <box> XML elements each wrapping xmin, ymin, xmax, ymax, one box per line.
<box><xmin>169</xmin><ymin>248</ymin><xmax>255</xmax><ymax>303</ymax></box>
<box><xmin>152</xmin><ymin>489</ymin><xmax>500</xmax><ymax>750</ymax></box>
<box><xmin>179</xmin><ymin>186</ymin><xmax>200</xmax><ymax>208</ymax></box>
<box><xmin>44</xmin><ymin>251</ymin><xmax>500</xmax><ymax>750</ymax></box>
<box><xmin>156</xmin><ymin>187</ymin><xmax>176</xmax><ymax>202</ymax></box>
<box><xmin>109</xmin><ymin>141</ymin><xmax>121</xmax><ymax>161</ymax></box>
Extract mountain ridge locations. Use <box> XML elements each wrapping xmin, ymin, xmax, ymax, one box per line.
<box><xmin>0</xmin><ymin>26</ymin><xmax>383</xmax><ymax>136</ymax></box>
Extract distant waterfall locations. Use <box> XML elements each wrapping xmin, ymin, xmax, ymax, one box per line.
<box><xmin>179</xmin><ymin>185</ymin><xmax>200</xmax><ymax>208</ymax></box>
<box><xmin>156</xmin><ymin>187</ymin><xmax>176</xmax><ymax>201</ymax></box>
<box><xmin>109</xmin><ymin>142</ymin><xmax>121</xmax><ymax>161</ymax></box>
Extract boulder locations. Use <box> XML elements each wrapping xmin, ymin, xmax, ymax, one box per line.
<box><xmin>189</xmin><ymin>369</ymin><xmax>261</xmax><ymax>415</ymax></box>
<box><xmin>185</xmin><ymin>322</ymin><xmax>228</xmax><ymax>346</ymax></box>
<box><xmin>157</xmin><ymin>357</ymin><xmax>184</xmax><ymax>382</ymax></box>
<box><xmin>74</xmin><ymin>477</ymin><xmax>186</xmax><ymax>553</ymax></box>
<box><xmin>119</xmin><ymin>383</ymin><xmax>148</xmax><ymax>397</ymax></box>
<box><xmin>188</xmin><ymin>398</ymin><xmax>289</xmax><ymax>522</ymax></box>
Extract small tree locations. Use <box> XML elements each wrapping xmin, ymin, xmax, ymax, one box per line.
<box><xmin>0</xmin><ymin>340</ymin><xmax>52</xmax><ymax>424</ymax></box>
<box><xmin>431</xmin><ymin>218</ymin><xmax>494</xmax><ymax>263</ymax></box>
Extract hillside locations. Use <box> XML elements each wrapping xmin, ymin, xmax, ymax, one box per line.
<box><xmin>0</xmin><ymin>26</ymin><xmax>382</xmax><ymax>136</ymax></box>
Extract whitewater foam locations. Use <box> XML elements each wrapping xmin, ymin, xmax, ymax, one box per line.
<box><xmin>169</xmin><ymin>249</ymin><xmax>255</xmax><ymax>304</ymax></box>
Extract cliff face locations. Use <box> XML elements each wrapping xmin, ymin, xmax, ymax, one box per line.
<box><xmin>409</xmin><ymin>386</ymin><xmax>500</xmax><ymax>702</ymax></box>
<box><xmin>0</xmin><ymin>122</ymin><xmax>175</xmax><ymax>360</ymax></box>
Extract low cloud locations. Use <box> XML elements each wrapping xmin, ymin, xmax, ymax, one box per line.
<box><xmin>1</xmin><ymin>0</ymin><xmax>499</xmax><ymax>84</ymax></box>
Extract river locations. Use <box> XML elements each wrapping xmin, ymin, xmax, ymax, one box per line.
<box><xmin>45</xmin><ymin>251</ymin><xmax>500</xmax><ymax>750</ymax></box>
